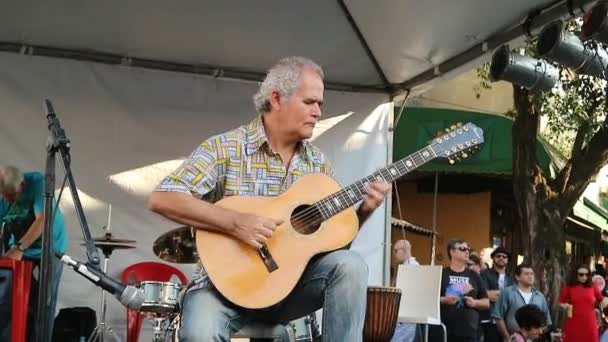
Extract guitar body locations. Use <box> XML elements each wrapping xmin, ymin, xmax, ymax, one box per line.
<box><xmin>194</xmin><ymin>121</ymin><xmax>485</xmax><ymax>309</ymax></box>
<box><xmin>195</xmin><ymin>173</ymin><xmax>359</xmax><ymax>309</ymax></box>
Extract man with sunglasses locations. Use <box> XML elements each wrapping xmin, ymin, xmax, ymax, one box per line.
<box><xmin>480</xmin><ymin>247</ymin><xmax>515</xmax><ymax>342</ymax></box>
<box><xmin>0</xmin><ymin>165</ymin><xmax>67</xmax><ymax>341</ymax></box>
<box><xmin>430</xmin><ymin>239</ymin><xmax>489</xmax><ymax>342</ymax></box>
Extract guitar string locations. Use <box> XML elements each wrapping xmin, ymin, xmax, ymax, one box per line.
<box><xmin>288</xmin><ymin>131</ymin><xmax>475</xmax><ymax>232</ymax></box>
<box><xmin>289</xmin><ymin>145</ymin><xmax>434</xmax><ymax>230</ymax></box>
<box><xmin>290</xmin><ymin>151</ymin><xmax>429</xmax><ymax>233</ymax></box>
<box><xmin>288</xmin><ymin>142</ymin><xmax>447</xmax><ymax>232</ymax></box>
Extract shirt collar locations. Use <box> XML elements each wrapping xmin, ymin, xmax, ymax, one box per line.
<box><xmin>245</xmin><ymin>115</ymin><xmax>313</xmax><ymax>161</ymax></box>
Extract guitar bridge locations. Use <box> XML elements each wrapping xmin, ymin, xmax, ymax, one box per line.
<box><xmin>258</xmin><ymin>244</ymin><xmax>278</xmax><ymax>273</ymax></box>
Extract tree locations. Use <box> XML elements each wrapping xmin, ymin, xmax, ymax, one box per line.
<box><xmin>477</xmin><ymin>25</ymin><xmax>608</xmax><ymax>312</ymax></box>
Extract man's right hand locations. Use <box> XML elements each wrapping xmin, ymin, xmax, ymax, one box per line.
<box><xmin>232</xmin><ymin>212</ymin><xmax>284</xmax><ymax>249</ymax></box>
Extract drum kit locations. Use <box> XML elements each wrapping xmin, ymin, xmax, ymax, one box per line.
<box><xmin>88</xmin><ymin>226</ymin><xmax>321</xmax><ymax>342</ymax></box>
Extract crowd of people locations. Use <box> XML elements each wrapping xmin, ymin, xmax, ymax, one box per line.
<box><xmin>391</xmin><ymin>238</ymin><xmax>608</xmax><ymax>342</ymax></box>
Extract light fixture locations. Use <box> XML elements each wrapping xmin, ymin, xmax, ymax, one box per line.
<box><xmin>538</xmin><ymin>20</ymin><xmax>608</xmax><ymax>77</ymax></box>
<box><xmin>489</xmin><ymin>45</ymin><xmax>558</xmax><ymax>92</ymax></box>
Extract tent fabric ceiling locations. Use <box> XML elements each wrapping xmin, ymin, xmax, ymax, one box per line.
<box><xmin>1</xmin><ymin>0</ymin><xmax>561</xmax><ymax>92</ymax></box>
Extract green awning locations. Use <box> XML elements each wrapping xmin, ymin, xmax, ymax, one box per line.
<box><xmin>573</xmin><ymin>197</ymin><xmax>608</xmax><ymax>231</ymax></box>
<box><xmin>393</xmin><ymin>107</ymin><xmax>559</xmax><ymax>177</ymax></box>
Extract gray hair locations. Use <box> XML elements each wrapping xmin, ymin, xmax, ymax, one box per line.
<box><xmin>0</xmin><ymin>166</ymin><xmax>23</xmax><ymax>194</ymax></box>
<box><xmin>253</xmin><ymin>57</ymin><xmax>324</xmax><ymax>114</ymax></box>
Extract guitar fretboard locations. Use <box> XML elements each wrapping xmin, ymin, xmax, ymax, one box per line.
<box><xmin>314</xmin><ymin>145</ymin><xmax>437</xmax><ymax>220</ymax></box>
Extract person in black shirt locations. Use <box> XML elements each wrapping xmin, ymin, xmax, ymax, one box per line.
<box><xmin>431</xmin><ymin>239</ymin><xmax>489</xmax><ymax>342</ymax></box>
<box><xmin>480</xmin><ymin>247</ymin><xmax>515</xmax><ymax>342</ymax></box>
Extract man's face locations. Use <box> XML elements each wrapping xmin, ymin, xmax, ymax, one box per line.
<box><xmin>451</xmin><ymin>242</ymin><xmax>470</xmax><ymax>263</ymax></box>
<box><xmin>273</xmin><ymin>67</ymin><xmax>324</xmax><ymax>140</ymax></box>
<box><xmin>393</xmin><ymin>240</ymin><xmax>411</xmax><ymax>264</ymax></box>
<box><xmin>493</xmin><ymin>253</ymin><xmax>509</xmax><ymax>268</ymax></box>
<box><xmin>516</xmin><ymin>267</ymin><xmax>535</xmax><ymax>286</ymax></box>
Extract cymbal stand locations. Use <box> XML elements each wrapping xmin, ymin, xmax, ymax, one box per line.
<box><xmin>88</xmin><ymin>232</ymin><xmax>122</xmax><ymax>342</ymax></box>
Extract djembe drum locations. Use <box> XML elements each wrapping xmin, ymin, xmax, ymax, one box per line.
<box><xmin>363</xmin><ymin>286</ymin><xmax>402</xmax><ymax>342</ymax></box>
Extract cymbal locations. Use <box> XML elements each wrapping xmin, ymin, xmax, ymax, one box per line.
<box><xmin>91</xmin><ymin>232</ymin><xmax>136</xmax><ymax>244</ymax></box>
<box><xmin>90</xmin><ymin>242</ymin><xmax>136</xmax><ymax>249</ymax></box>
<box><xmin>153</xmin><ymin>226</ymin><xmax>198</xmax><ymax>264</ymax></box>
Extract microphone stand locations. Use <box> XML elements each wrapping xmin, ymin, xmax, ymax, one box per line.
<box><xmin>37</xmin><ymin>99</ymin><xmax>101</xmax><ymax>342</ymax></box>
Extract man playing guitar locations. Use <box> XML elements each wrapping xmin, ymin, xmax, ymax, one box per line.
<box><xmin>148</xmin><ymin>56</ymin><xmax>390</xmax><ymax>341</ymax></box>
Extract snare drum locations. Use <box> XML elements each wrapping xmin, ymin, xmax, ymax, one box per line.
<box><xmin>138</xmin><ymin>281</ymin><xmax>183</xmax><ymax>313</ymax></box>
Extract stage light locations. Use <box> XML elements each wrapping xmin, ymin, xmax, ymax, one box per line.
<box><xmin>582</xmin><ymin>3</ymin><xmax>608</xmax><ymax>44</ymax></box>
<box><xmin>489</xmin><ymin>45</ymin><xmax>558</xmax><ymax>92</ymax></box>
<box><xmin>538</xmin><ymin>20</ymin><xmax>608</xmax><ymax>77</ymax></box>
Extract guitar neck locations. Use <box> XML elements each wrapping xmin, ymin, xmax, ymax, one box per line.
<box><xmin>313</xmin><ymin>145</ymin><xmax>437</xmax><ymax>220</ymax></box>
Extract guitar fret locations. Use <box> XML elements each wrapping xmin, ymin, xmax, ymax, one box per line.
<box><xmin>312</xmin><ymin>141</ymin><xmax>453</xmax><ymax>221</ymax></box>
<box><xmin>333</xmin><ymin>196</ymin><xmax>342</xmax><ymax>208</ymax></box>
<box><xmin>316</xmin><ymin>201</ymin><xmax>329</xmax><ymax>220</ymax></box>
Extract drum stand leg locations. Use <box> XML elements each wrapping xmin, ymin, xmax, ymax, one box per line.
<box><xmin>304</xmin><ymin>313</ymin><xmax>321</xmax><ymax>342</ymax></box>
<box><xmin>88</xmin><ymin>256</ymin><xmax>122</xmax><ymax>342</ymax></box>
<box><xmin>419</xmin><ymin>324</ymin><xmax>446</xmax><ymax>342</ymax></box>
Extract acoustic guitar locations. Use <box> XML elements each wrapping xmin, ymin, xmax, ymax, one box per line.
<box><xmin>196</xmin><ymin>122</ymin><xmax>484</xmax><ymax>308</ymax></box>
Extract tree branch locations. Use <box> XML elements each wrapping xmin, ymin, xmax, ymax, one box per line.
<box><xmin>512</xmin><ymin>86</ymin><xmax>540</xmax><ymax>183</ymax></box>
<box><xmin>559</xmin><ymin>125</ymin><xmax>608</xmax><ymax>215</ymax></box>
<box><xmin>549</xmin><ymin>123</ymin><xmax>587</xmax><ymax>194</ymax></box>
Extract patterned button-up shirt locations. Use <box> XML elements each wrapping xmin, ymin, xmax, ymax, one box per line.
<box><xmin>155</xmin><ymin>115</ymin><xmax>335</xmax><ymax>288</ymax></box>
<box><xmin>157</xmin><ymin>115</ymin><xmax>334</xmax><ymax>200</ymax></box>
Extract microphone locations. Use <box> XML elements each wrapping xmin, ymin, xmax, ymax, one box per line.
<box><xmin>58</xmin><ymin>253</ymin><xmax>145</xmax><ymax>310</ymax></box>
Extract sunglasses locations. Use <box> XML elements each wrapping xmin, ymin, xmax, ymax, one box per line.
<box><xmin>578</xmin><ymin>272</ymin><xmax>589</xmax><ymax>277</ymax></box>
<box><xmin>456</xmin><ymin>247</ymin><xmax>470</xmax><ymax>252</ymax></box>
<box><xmin>494</xmin><ymin>254</ymin><xmax>508</xmax><ymax>259</ymax></box>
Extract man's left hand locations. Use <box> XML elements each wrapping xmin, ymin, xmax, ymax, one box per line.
<box><xmin>360</xmin><ymin>181</ymin><xmax>391</xmax><ymax>213</ymax></box>
<box><xmin>4</xmin><ymin>247</ymin><xmax>23</xmax><ymax>260</ymax></box>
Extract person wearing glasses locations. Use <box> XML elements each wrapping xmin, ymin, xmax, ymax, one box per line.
<box><xmin>430</xmin><ymin>239</ymin><xmax>489</xmax><ymax>342</ymax></box>
<box><xmin>492</xmin><ymin>264</ymin><xmax>551</xmax><ymax>342</ymax></box>
<box><xmin>559</xmin><ymin>264</ymin><xmax>607</xmax><ymax>342</ymax></box>
<box><xmin>480</xmin><ymin>247</ymin><xmax>515</xmax><ymax>342</ymax></box>
<box><xmin>390</xmin><ymin>239</ymin><xmax>419</xmax><ymax>342</ymax></box>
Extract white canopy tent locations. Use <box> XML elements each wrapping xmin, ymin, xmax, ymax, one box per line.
<box><xmin>0</xmin><ymin>0</ymin><xmax>595</xmax><ymax>339</ymax></box>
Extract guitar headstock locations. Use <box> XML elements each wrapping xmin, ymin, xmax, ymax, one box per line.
<box><xmin>430</xmin><ymin>122</ymin><xmax>484</xmax><ymax>164</ymax></box>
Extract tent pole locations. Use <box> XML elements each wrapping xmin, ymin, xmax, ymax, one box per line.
<box><xmin>430</xmin><ymin>172</ymin><xmax>439</xmax><ymax>265</ymax></box>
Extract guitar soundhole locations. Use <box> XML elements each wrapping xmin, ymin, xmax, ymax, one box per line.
<box><xmin>291</xmin><ymin>205</ymin><xmax>322</xmax><ymax>235</ymax></box>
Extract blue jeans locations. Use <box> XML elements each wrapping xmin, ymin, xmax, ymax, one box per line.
<box><xmin>180</xmin><ymin>249</ymin><xmax>369</xmax><ymax>342</ymax></box>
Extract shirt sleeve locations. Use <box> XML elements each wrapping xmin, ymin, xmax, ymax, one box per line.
<box><xmin>155</xmin><ymin>138</ymin><xmax>222</xmax><ymax>201</ymax></box>
<box><xmin>32</xmin><ymin>173</ymin><xmax>45</xmax><ymax>215</ymax></box>
<box><xmin>475</xmin><ymin>272</ymin><xmax>488</xmax><ymax>299</ymax></box>
<box><xmin>594</xmin><ymin>285</ymin><xmax>603</xmax><ymax>303</ymax></box>
<box><xmin>558</xmin><ymin>286</ymin><xmax>569</xmax><ymax>304</ymax></box>
<box><xmin>491</xmin><ymin>287</ymin><xmax>508</xmax><ymax>320</ymax></box>
<box><xmin>542</xmin><ymin>296</ymin><xmax>553</xmax><ymax>326</ymax></box>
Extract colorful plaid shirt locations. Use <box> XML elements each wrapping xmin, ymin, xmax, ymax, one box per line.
<box><xmin>156</xmin><ymin>115</ymin><xmax>335</xmax><ymax>200</ymax></box>
<box><xmin>155</xmin><ymin>115</ymin><xmax>335</xmax><ymax>289</ymax></box>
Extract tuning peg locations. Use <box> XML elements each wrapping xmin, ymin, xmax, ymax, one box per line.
<box><xmin>456</xmin><ymin>122</ymin><xmax>463</xmax><ymax>127</ymax></box>
<box><xmin>450</xmin><ymin>125</ymin><xmax>457</xmax><ymax>130</ymax></box>
<box><xmin>444</xmin><ymin>128</ymin><xmax>451</xmax><ymax>133</ymax></box>
<box><xmin>462</xmin><ymin>152</ymin><xmax>469</xmax><ymax>158</ymax></box>
<box><xmin>448</xmin><ymin>158</ymin><xmax>455</xmax><ymax>165</ymax></box>
<box><xmin>435</xmin><ymin>130</ymin><xmax>444</xmax><ymax>137</ymax></box>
